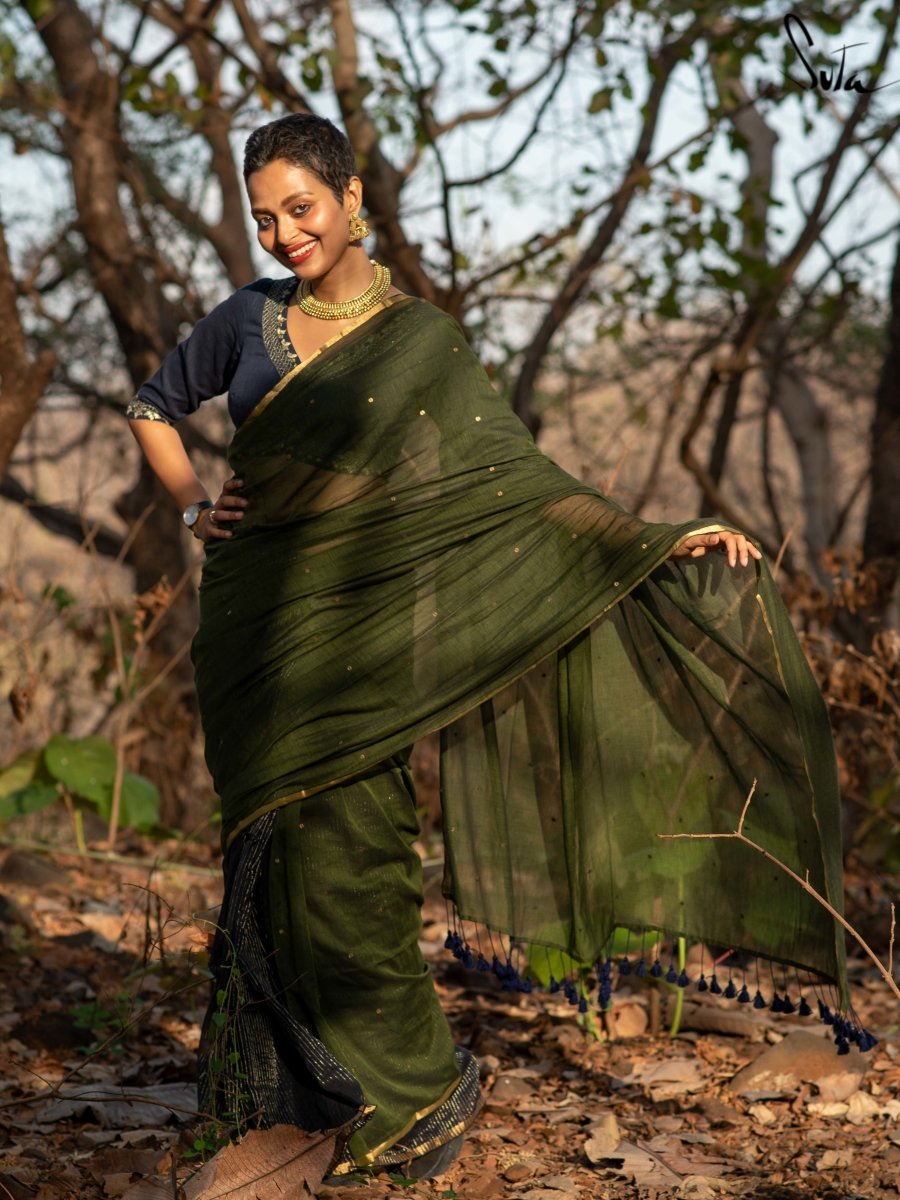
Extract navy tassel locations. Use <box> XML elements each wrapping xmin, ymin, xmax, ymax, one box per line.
<box><xmin>677</xmin><ymin>969</ymin><xmax>690</xmax><ymax>988</ymax></box>
<box><xmin>724</xmin><ymin>980</ymin><xmax>737</xmax><ymax>999</ymax></box>
<box><xmin>709</xmin><ymin>975</ymin><xmax>722</xmax><ymax>995</ymax></box>
<box><xmin>635</xmin><ymin>958</ymin><xmax>647</xmax><ymax>979</ymax></box>
<box><xmin>798</xmin><ymin>996</ymin><xmax>812</xmax><ymax>1017</ymax></box>
<box><xmin>650</xmin><ymin>959</ymin><xmax>663</xmax><ymax>978</ymax></box>
<box><xmin>770</xmin><ymin>993</ymin><xmax>785</xmax><ymax>1013</ymax></box>
<box><xmin>665</xmin><ymin>964</ymin><xmax>678</xmax><ymax>984</ymax></box>
<box><xmin>598</xmin><ymin>958</ymin><xmax>613</xmax><ymax>1009</ymax></box>
<box><xmin>753</xmin><ymin>990</ymin><xmax>766</xmax><ymax>1009</ymax></box>
<box><xmin>737</xmin><ymin>984</ymin><xmax>750</xmax><ymax>1004</ymax></box>
<box><xmin>697</xmin><ymin>974</ymin><xmax>709</xmax><ymax>993</ymax></box>
<box><xmin>618</xmin><ymin>957</ymin><xmax>632</xmax><ymax>976</ymax></box>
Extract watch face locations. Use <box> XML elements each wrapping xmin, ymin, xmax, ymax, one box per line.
<box><xmin>183</xmin><ymin>504</ymin><xmax>201</xmax><ymax>527</ymax></box>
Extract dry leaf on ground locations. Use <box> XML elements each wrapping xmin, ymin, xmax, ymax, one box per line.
<box><xmin>584</xmin><ymin>1112</ymin><xmax>621</xmax><ymax>1161</ymax></box>
<box><xmin>589</xmin><ymin>1138</ymin><xmax>681</xmax><ymax>1186</ymax></box>
<box><xmin>40</xmin><ymin>1083</ymin><xmax>198</xmax><ymax>1128</ymax></box>
<box><xmin>631</xmin><ymin>1057</ymin><xmax>706</xmax><ymax>1099</ymax></box>
<box><xmin>181</xmin><ymin>1124</ymin><xmax>339</xmax><ymax>1200</ymax></box>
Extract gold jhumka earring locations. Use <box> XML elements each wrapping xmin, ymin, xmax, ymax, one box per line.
<box><xmin>348</xmin><ymin>212</ymin><xmax>370</xmax><ymax>242</ymax></box>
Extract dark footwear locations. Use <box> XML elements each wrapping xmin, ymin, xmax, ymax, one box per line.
<box><xmin>403</xmin><ymin>1133</ymin><xmax>464</xmax><ymax>1180</ymax></box>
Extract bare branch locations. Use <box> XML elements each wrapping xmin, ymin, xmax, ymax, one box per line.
<box><xmin>328</xmin><ymin>0</ymin><xmax>438</xmax><ymax>304</ymax></box>
<box><xmin>0</xmin><ymin>472</ymin><xmax>125</xmax><ymax>558</ymax></box>
<box><xmin>0</xmin><ymin>215</ymin><xmax>57</xmax><ymax>474</ymax></box>
<box><xmin>659</xmin><ymin>781</ymin><xmax>900</xmax><ymax>1003</ymax></box>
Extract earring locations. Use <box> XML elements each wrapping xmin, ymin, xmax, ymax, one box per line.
<box><xmin>348</xmin><ymin>211</ymin><xmax>370</xmax><ymax>243</ymax></box>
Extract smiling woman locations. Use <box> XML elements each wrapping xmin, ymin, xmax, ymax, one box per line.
<box><xmin>124</xmin><ymin>113</ymin><xmax>860</xmax><ymax>1183</ymax></box>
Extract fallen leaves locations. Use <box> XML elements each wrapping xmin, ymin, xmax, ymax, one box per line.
<box><xmin>630</xmin><ymin>1056</ymin><xmax>706</xmax><ymax>1100</ymax></box>
<box><xmin>2</xmin><ymin>841</ymin><xmax>899</xmax><ymax>1200</ymax></box>
<box><xmin>179</xmin><ymin>1125</ymin><xmax>338</xmax><ymax>1200</ymax></box>
<box><xmin>40</xmin><ymin>1083</ymin><xmax>198</xmax><ymax>1128</ymax></box>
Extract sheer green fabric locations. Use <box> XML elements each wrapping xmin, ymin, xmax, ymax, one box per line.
<box><xmin>193</xmin><ymin>294</ymin><xmax>847</xmax><ymax>1007</ymax></box>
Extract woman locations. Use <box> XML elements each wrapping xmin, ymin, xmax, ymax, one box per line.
<box><xmin>128</xmin><ymin>114</ymin><xmax>862</xmax><ymax>1179</ymax></box>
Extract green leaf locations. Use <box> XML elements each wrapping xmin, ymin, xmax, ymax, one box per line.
<box><xmin>588</xmin><ymin>87</ymin><xmax>612</xmax><ymax>114</ymax></box>
<box><xmin>41</xmin><ymin>583</ymin><xmax>76</xmax><ymax>611</ymax></box>
<box><xmin>44</xmin><ymin>734</ymin><xmax>116</xmax><ymax>805</ymax></box>
<box><xmin>0</xmin><ymin>782</ymin><xmax>60</xmax><ymax>820</ymax></box>
<box><xmin>0</xmin><ymin>750</ymin><xmax>41</xmax><ymax>798</ymax></box>
<box><xmin>120</xmin><ymin>772</ymin><xmax>161</xmax><ymax>833</ymax></box>
<box><xmin>527</xmin><ymin>946</ymin><xmax>592</xmax><ymax>989</ymax></box>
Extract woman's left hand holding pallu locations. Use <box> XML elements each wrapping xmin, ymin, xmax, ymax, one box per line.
<box><xmin>194</xmin><ymin>478</ymin><xmax>248</xmax><ymax>542</ymax></box>
<box><xmin>671</xmin><ymin>530</ymin><xmax>762</xmax><ymax>569</ymax></box>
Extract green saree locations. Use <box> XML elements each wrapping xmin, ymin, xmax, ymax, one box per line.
<box><xmin>195</xmin><ymin>294</ymin><xmax>868</xmax><ymax>1163</ymax></box>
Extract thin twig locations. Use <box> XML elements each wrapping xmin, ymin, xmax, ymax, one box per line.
<box><xmin>890</xmin><ymin>904</ymin><xmax>896</xmax><ymax>981</ymax></box>
<box><xmin>658</xmin><ymin>779</ymin><xmax>900</xmax><ymax>1003</ymax></box>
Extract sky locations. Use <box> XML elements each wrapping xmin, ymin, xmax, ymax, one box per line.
<box><xmin>1</xmin><ymin>1</ymin><xmax>898</xmax><ymax>313</ymax></box>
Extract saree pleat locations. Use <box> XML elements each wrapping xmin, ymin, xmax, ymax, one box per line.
<box><xmin>195</xmin><ymin>293</ymin><xmax>858</xmax><ymax>1148</ymax></box>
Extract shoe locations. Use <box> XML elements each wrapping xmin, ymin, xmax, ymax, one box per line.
<box><xmin>403</xmin><ymin>1133</ymin><xmax>464</xmax><ymax>1180</ymax></box>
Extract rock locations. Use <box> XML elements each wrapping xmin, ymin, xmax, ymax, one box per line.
<box><xmin>502</xmin><ymin>1159</ymin><xmax>538</xmax><ymax>1182</ymax></box>
<box><xmin>0</xmin><ymin>850</ymin><xmax>69</xmax><ymax>889</ymax></box>
<box><xmin>728</xmin><ymin>1030</ymin><xmax>865</xmax><ymax>1102</ymax></box>
<box><xmin>489</xmin><ymin>1073</ymin><xmax>536</xmax><ymax>1103</ymax></box>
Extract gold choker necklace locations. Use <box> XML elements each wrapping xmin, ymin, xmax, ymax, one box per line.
<box><xmin>297</xmin><ymin>261</ymin><xmax>391</xmax><ymax>320</ymax></box>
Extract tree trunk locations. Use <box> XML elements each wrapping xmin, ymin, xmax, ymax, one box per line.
<box><xmin>861</xmin><ymin>234</ymin><xmax>900</xmax><ymax>634</ymax></box>
<box><xmin>0</xmin><ymin>217</ymin><xmax>57</xmax><ymax>475</ymax></box>
<box><xmin>27</xmin><ymin>0</ymin><xmax>195</xmax><ymax>648</ymax></box>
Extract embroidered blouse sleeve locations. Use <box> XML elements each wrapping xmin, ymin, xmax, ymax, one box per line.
<box><xmin>127</xmin><ymin>290</ymin><xmax>245</xmax><ymax>425</ymax></box>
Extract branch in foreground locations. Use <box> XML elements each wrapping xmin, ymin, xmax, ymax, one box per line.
<box><xmin>1</xmin><ymin>472</ymin><xmax>125</xmax><ymax>559</ymax></box>
<box><xmin>657</xmin><ymin>779</ymin><xmax>899</xmax><ymax>1003</ymax></box>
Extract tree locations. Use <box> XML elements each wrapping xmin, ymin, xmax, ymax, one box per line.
<box><xmin>2</xmin><ymin>0</ymin><xmax>898</xmax><ymax>820</ymax></box>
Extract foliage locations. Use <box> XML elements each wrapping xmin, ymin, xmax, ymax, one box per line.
<box><xmin>0</xmin><ymin>0</ymin><xmax>898</xmax><ymax>836</ymax></box>
<box><xmin>0</xmin><ymin>734</ymin><xmax>161</xmax><ymax>831</ymax></box>
<box><xmin>69</xmin><ymin>990</ymin><xmax>134</xmax><ymax>1055</ymax></box>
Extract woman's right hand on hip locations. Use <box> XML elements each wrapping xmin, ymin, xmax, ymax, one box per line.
<box><xmin>195</xmin><ymin>477</ymin><xmax>248</xmax><ymax>541</ymax></box>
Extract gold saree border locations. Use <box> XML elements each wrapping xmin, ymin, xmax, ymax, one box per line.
<box><xmin>237</xmin><ymin>293</ymin><xmax>414</xmax><ymax>434</ymax></box>
<box><xmin>329</xmin><ymin>1072</ymin><xmax>465</xmax><ymax>1172</ymax></box>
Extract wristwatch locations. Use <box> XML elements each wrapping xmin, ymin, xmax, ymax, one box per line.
<box><xmin>183</xmin><ymin>499</ymin><xmax>214</xmax><ymax>529</ymax></box>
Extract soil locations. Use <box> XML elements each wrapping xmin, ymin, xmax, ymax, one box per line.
<box><xmin>0</xmin><ymin>842</ymin><xmax>897</xmax><ymax>1200</ymax></box>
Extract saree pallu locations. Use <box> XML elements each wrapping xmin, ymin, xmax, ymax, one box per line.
<box><xmin>194</xmin><ymin>293</ymin><xmax>862</xmax><ymax>1144</ymax></box>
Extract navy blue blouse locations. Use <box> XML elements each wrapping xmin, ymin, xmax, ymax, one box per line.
<box><xmin>127</xmin><ymin>277</ymin><xmax>300</xmax><ymax>429</ymax></box>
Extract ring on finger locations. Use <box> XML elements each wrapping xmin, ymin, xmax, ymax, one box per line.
<box><xmin>210</xmin><ymin>509</ymin><xmax>217</xmax><ymax>525</ymax></box>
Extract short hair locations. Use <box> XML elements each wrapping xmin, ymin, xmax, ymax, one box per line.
<box><xmin>243</xmin><ymin>114</ymin><xmax>357</xmax><ymax>203</ymax></box>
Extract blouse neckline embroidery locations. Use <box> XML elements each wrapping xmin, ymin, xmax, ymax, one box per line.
<box><xmin>262</xmin><ymin>277</ymin><xmax>301</xmax><ymax>376</ymax></box>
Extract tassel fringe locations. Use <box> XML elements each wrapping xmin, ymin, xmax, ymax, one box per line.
<box><xmin>441</xmin><ymin>909</ymin><xmax>877</xmax><ymax>1055</ymax></box>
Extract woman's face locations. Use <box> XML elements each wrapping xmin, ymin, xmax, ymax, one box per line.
<box><xmin>246</xmin><ymin>159</ymin><xmax>362</xmax><ymax>279</ymax></box>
